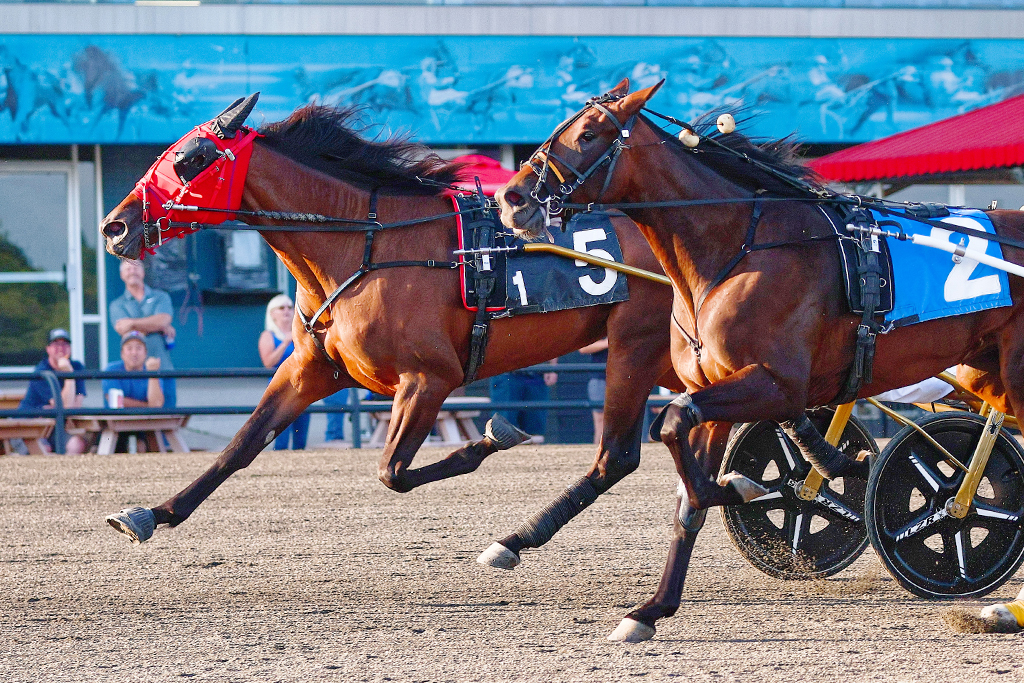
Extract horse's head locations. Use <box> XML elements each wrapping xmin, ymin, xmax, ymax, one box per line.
<box><xmin>497</xmin><ymin>78</ymin><xmax>662</xmax><ymax>239</ymax></box>
<box><xmin>101</xmin><ymin>93</ymin><xmax>260</xmax><ymax>260</ymax></box>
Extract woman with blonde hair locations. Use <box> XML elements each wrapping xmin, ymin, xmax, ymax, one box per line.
<box><xmin>258</xmin><ymin>293</ymin><xmax>309</xmax><ymax>450</ymax></box>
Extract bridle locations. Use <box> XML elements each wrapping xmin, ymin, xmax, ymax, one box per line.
<box><xmin>523</xmin><ymin>92</ymin><xmax>638</xmax><ymax>229</ymax></box>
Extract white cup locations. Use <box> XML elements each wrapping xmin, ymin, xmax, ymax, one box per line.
<box><xmin>107</xmin><ymin>388</ymin><xmax>124</xmax><ymax>409</ymax></box>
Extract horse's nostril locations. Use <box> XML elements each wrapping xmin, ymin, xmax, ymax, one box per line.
<box><xmin>504</xmin><ymin>190</ymin><xmax>524</xmax><ymax>206</ymax></box>
<box><xmin>102</xmin><ymin>220</ymin><xmax>127</xmax><ymax>239</ymax></box>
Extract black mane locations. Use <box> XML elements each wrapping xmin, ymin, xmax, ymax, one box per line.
<box><xmin>257</xmin><ymin>105</ymin><xmax>464</xmax><ymax>195</ymax></box>
<box><xmin>644</xmin><ymin>108</ymin><xmax>825</xmax><ymax>198</ymax></box>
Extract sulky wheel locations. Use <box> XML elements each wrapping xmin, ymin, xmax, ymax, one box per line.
<box><xmin>865</xmin><ymin>411</ymin><xmax>1024</xmax><ymax>599</ymax></box>
<box><xmin>720</xmin><ymin>407</ymin><xmax>878</xmax><ymax>580</ymax></box>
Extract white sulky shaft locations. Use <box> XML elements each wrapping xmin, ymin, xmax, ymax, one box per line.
<box><xmin>906</xmin><ymin>233</ymin><xmax>1024</xmax><ymax>279</ymax></box>
<box><xmin>857</xmin><ymin>225</ymin><xmax>1024</xmax><ymax>279</ymax></box>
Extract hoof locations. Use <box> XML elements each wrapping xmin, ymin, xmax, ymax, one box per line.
<box><xmin>484</xmin><ymin>414</ymin><xmax>531</xmax><ymax>451</ymax></box>
<box><xmin>718</xmin><ymin>472</ymin><xmax>769</xmax><ymax>503</ymax></box>
<box><xmin>943</xmin><ymin>607</ymin><xmax>1020</xmax><ymax>634</ymax></box>
<box><xmin>105</xmin><ymin>506</ymin><xmax>155</xmax><ymax>545</ymax></box>
<box><xmin>607</xmin><ymin>617</ymin><xmax>656</xmax><ymax>643</ymax></box>
<box><xmin>978</xmin><ymin>600</ymin><xmax>1024</xmax><ymax>633</ymax></box>
<box><xmin>477</xmin><ymin>542</ymin><xmax>521</xmax><ymax>570</ymax></box>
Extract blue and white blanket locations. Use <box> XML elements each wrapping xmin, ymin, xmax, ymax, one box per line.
<box><xmin>876</xmin><ymin>208</ymin><xmax>1012</xmax><ymax>327</ymax></box>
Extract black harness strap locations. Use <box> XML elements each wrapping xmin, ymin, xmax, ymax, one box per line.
<box><xmin>673</xmin><ymin>192</ymin><xmax>766</xmax><ymax>362</ymax></box>
<box><xmin>462</xmin><ymin>196</ymin><xmax>499</xmax><ymax>385</ymax></box>
<box><xmin>296</xmin><ymin>187</ymin><xmax>458</xmax><ymax>379</ymax></box>
<box><xmin>833</xmin><ymin>207</ymin><xmax>887</xmax><ymax>405</ymax></box>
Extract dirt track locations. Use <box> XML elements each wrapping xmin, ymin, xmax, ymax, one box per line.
<box><xmin>2</xmin><ymin>443</ymin><xmax>1022</xmax><ymax>682</ymax></box>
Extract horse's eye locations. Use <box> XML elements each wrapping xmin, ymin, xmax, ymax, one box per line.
<box><xmin>580</xmin><ymin>131</ymin><xmax>597</xmax><ymax>143</ymax></box>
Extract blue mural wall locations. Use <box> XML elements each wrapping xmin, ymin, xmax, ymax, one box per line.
<box><xmin>2</xmin><ymin>34</ymin><xmax>1023</xmax><ymax>145</ymax></box>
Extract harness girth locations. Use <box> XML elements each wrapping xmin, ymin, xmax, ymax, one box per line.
<box><xmin>461</xmin><ymin>195</ymin><xmax>501</xmax><ymax>385</ymax></box>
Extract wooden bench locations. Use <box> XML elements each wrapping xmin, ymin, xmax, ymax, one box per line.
<box><xmin>0</xmin><ymin>418</ymin><xmax>56</xmax><ymax>455</ymax></box>
<box><xmin>365</xmin><ymin>397</ymin><xmax>488</xmax><ymax>448</ymax></box>
<box><xmin>0</xmin><ymin>389</ymin><xmax>26</xmax><ymax>410</ymax></box>
<box><xmin>66</xmin><ymin>415</ymin><xmax>190</xmax><ymax>455</ymax></box>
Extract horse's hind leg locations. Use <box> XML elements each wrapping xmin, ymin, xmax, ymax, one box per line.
<box><xmin>106</xmin><ymin>357</ymin><xmax>350</xmax><ymax>542</ymax></box>
<box><xmin>608</xmin><ymin>422</ymin><xmax>732</xmax><ymax>642</ymax></box>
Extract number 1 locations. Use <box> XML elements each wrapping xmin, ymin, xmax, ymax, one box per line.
<box><xmin>512</xmin><ymin>270</ymin><xmax>528</xmax><ymax>304</ymax></box>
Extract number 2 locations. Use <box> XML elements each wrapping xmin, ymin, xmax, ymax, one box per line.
<box><xmin>931</xmin><ymin>216</ymin><xmax>1001</xmax><ymax>302</ymax></box>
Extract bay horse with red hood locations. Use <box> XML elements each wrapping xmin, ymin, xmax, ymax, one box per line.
<box><xmin>100</xmin><ymin>94</ymin><xmax>692</xmax><ymax>576</ymax></box>
<box><xmin>497</xmin><ymin>79</ymin><xmax>1024</xmax><ymax>641</ymax></box>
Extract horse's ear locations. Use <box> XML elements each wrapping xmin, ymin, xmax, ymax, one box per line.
<box><xmin>210</xmin><ymin>92</ymin><xmax>260</xmax><ymax>139</ymax></box>
<box><xmin>617</xmin><ymin>79</ymin><xmax>664</xmax><ymax>116</ymax></box>
<box><xmin>608</xmin><ymin>78</ymin><xmax>630</xmax><ymax>97</ymax></box>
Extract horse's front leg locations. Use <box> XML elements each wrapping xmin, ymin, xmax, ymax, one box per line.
<box><xmin>608</xmin><ymin>421</ymin><xmax>732</xmax><ymax>642</ymax></box>
<box><xmin>657</xmin><ymin>363</ymin><xmax>800</xmax><ymax>511</ymax></box>
<box><xmin>479</xmin><ymin>337</ymin><xmax>671</xmax><ymax>569</ymax></box>
<box><xmin>376</xmin><ymin>373</ymin><xmax>521</xmax><ymax>493</ymax></box>
<box><xmin>379</xmin><ymin>408</ymin><xmax>530</xmax><ymax>492</ymax></box>
<box><xmin>106</xmin><ymin>357</ymin><xmax>351</xmax><ymax>543</ymax></box>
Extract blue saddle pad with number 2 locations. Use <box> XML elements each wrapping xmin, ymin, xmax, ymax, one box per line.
<box><xmin>876</xmin><ymin>207</ymin><xmax>1012</xmax><ymax>327</ymax></box>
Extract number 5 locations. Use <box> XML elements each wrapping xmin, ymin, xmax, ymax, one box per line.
<box><xmin>573</xmin><ymin>228</ymin><xmax>617</xmax><ymax>296</ymax></box>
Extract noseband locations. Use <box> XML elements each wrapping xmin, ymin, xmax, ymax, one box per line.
<box><xmin>524</xmin><ymin>93</ymin><xmax>638</xmax><ymax>228</ymax></box>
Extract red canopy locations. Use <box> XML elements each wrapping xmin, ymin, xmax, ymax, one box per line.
<box><xmin>808</xmin><ymin>95</ymin><xmax>1024</xmax><ymax>183</ymax></box>
<box><xmin>450</xmin><ymin>154</ymin><xmax>517</xmax><ymax>196</ymax></box>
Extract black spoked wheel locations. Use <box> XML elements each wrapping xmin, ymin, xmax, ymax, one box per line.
<box><xmin>865</xmin><ymin>411</ymin><xmax>1024</xmax><ymax>599</ymax></box>
<box><xmin>720</xmin><ymin>407</ymin><xmax>878</xmax><ymax>580</ymax></box>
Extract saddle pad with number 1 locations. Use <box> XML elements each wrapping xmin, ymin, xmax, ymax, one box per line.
<box><xmin>503</xmin><ymin>211</ymin><xmax>630</xmax><ymax>316</ymax></box>
<box><xmin>456</xmin><ymin>204</ymin><xmax>629</xmax><ymax>316</ymax></box>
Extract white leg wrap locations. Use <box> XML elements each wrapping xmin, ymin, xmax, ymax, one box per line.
<box><xmin>607</xmin><ymin>618</ymin><xmax>656</xmax><ymax>643</ymax></box>
<box><xmin>978</xmin><ymin>604</ymin><xmax>1021</xmax><ymax>632</ymax></box>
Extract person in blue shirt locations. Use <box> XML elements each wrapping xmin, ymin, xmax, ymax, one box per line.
<box><xmin>108</xmin><ymin>259</ymin><xmax>177</xmax><ymax>408</ymax></box>
<box><xmin>258</xmin><ymin>294</ymin><xmax>309</xmax><ymax>450</ymax></box>
<box><xmin>101</xmin><ymin>331</ymin><xmax>167</xmax><ymax>453</ymax></box>
<box><xmin>102</xmin><ymin>331</ymin><xmax>166</xmax><ymax>409</ymax></box>
<box><xmin>19</xmin><ymin>328</ymin><xmax>88</xmax><ymax>455</ymax></box>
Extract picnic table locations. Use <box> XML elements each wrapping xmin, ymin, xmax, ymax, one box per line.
<box><xmin>0</xmin><ymin>390</ymin><xmax>56</xmax><ymax>455</ymax></box>
<box><xmin>66</xmin><ymin>414</ymin><xmax>190</xmax><ymax>455</ymax></box>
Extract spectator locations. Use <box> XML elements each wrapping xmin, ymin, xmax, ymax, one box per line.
<box><xmin>579</xmin><ymin>338</ymin><xmax>608</xmax><ymax>444</ymax></box>
<box><xmin>103</xmin><ymin>331</ymin><xmax>166</xmax><ymax>409</ymax></box>
<box><xmin>19</xmin><ymin>328</ymin><xmax>88</xmax><ymax>455</ymax></box>
<box><xmin>109</xmin><ymin>259</ymin><xmax>177</xmax><ymax>408</ymax></box>
<box><xmin>101</xmin><ymin>330</ymin><xmax>167</xmax><ymax>453</ymax></box>
<box><xmin>490</xmin><ymin>362</ymin><xmax>557</xmax><ymax>443</ymax></box>
<box><xmin>258</xmin><ymin>294</ymin><xmax>309</xmax><ymax>450</ymax></box>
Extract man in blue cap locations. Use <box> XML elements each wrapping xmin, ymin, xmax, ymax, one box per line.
<box><xmin>19</xmin><ymin>328</ymin><xmax>88</xmax><ymax>455</ymax></box>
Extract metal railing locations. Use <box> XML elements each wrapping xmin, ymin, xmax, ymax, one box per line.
<box><xmin>1</xmin><ymin>363</ymin><xmax>674</xmax><ymax>453</ymax></box>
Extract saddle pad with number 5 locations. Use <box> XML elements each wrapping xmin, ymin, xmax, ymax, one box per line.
<box><xmin>876</xmin><ymin>207</ymin><xmax>1011</xmax><ymax>327</ymax></box>
<box><xmin>504</xmin><ymin>211</ymin><xmax>630</xmax><ymax>316</ymax></box>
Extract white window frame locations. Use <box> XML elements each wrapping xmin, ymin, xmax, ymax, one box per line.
<box><xmin>0</xmin><ymin>146</ymin><xmax>106</xmax><ymax>371</ymax></box>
